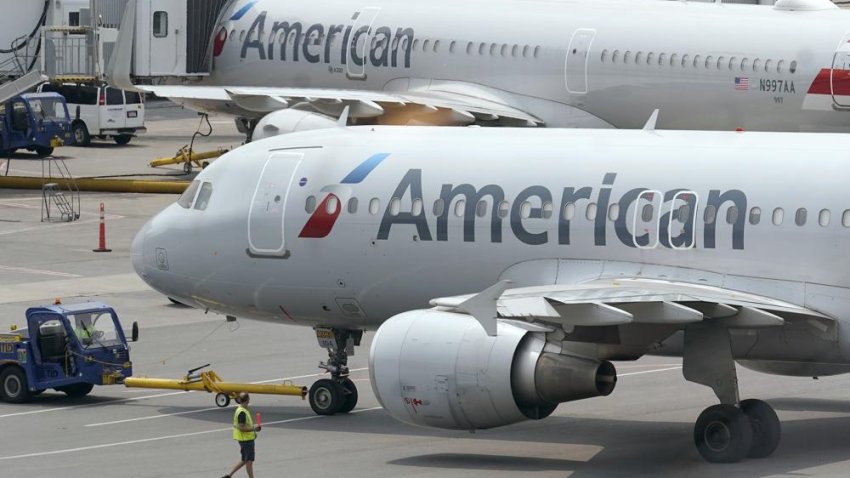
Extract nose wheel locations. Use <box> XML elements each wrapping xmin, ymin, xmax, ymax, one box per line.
<box><xmin>308</xmin><ymin>328</ymin><xmax>362</xmax><ymax>415</ymax></box>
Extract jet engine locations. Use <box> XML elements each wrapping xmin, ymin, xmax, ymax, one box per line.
<box><xmin>369</xmin><ymin>309</ymin><xmax>617</xmax><ymax>430</ymax></box>
<box><xmin>251</xmin><ymin>109</ymin><xmax>337</xmax><ymax>141</ymax></box>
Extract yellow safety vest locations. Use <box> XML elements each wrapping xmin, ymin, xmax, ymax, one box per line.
<box><xmin>232</xmin><ymin>405</ymin><xmax>256</xmax><ymax>442</ymax></box>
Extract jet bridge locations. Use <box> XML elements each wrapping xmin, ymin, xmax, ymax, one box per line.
<box><xmin>110</xmin><ymin>0</ymin><xmax>230</xmax><ymax>84</ymax></box>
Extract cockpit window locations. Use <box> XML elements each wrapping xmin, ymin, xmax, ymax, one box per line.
<box><xmin>194</xmin><ymin>182</ymin><xmax>213</xmax><ymax>211</ymax></box>
<box><xmin>177</xmin><ymin>180</ymin><xmax>200</xmax><ymax>209</ymax></box>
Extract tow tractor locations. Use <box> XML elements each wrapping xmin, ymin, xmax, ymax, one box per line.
<box><xmin>0</xmin><ymin>93</ymin><xmax>73</xmax><ymax>158</ymax></box>
<box><xmin>0</xmin><ymin>302</ymin><xmax>137</xmax><ymax>403</ymax></box>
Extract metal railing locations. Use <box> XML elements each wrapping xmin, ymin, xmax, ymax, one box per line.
<box><xmin>41</xmin><ymin>157</ymin><xmax>80</xmax><ymax>222</ymax></box>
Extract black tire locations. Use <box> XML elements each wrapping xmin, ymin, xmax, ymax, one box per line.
<box><xmin>741</xmin><ymin>399</ymin><xmax>781</xmax><ymax>458</ymax></box>
<box><xmin>0</xmin><ymin>367</ymin><xmax>32</xmax><ymax>403</ymax></box>
<box><xmin>309</xmin><ymin>378</ymin><xmax>343</xmax><ymax>415</ymax></box>
<box><xmin>694</xmin><ymin>404</ymin><xmax>753</xmax><ymax>463</ymax></box>
<box><xmin>59</xmin><ymin>383</ymin><xmax>94</xmax><ymax>398</ymax></box>
<box><xmin>34</xmin><ymin>146</ymin><xmax>53</xmax><ymax>158</ymax></box>
<box><xmin>183</xmin><ymin>162</ymin><xmax>193</xmax><ymax>174</ymax></box>
<box><xmin>114</xmin><ymin>134</ymin><xmax>132</xmax><ymax>145</ymax></box>
<box><xmin>215</xmin><ymin>392</ymin><xmax>231</xmax><ymax>408</ymax></box>
<box><xmin>338</xmin><ymin>378</ymin><xmax>358</xmax><ymax>414</ymax></box>
<box><xmin>72</xmin><ymin>121</ymin><xmax>91</xmax><ymax>146</ymax></box>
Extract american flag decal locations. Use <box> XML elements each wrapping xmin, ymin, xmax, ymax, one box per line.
<box><xmin>735</xmin><ymin>77</ymin><xmax>750</xmax><ymax>90</ymax></box>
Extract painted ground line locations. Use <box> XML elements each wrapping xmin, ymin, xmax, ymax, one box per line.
<box><xmin>0</xmin><ymin>264</ymin><xmax>81</xmax><ymax>278</ymax></box>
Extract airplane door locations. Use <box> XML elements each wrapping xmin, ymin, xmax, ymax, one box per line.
<box><xmin>565</xmin><ymin>29</ymin><xmax>596</xmax><ymax>95</ymax></box>
<box><xmin>631</xmin><ymin>190</ymin><xmax>662</xmax><ymax>249</ymax></box>
<box><xmin>346</xmin><ymin>7</ymin><xmax>381</xmax><ymax>80</ymax></box>
<box><xmin>247</xmin><ymin>152</ymin><xmax>304</xmax><ymax>257</ymax></box>
<box><xmin>667</xmin><ymin>191</ymin><xmax>699</xmax><ymax>250</ymax></box>
<box><xmin>831</xmin><ymin>34</ymin><xmax>850</xmax><ymax>108</ymax></box>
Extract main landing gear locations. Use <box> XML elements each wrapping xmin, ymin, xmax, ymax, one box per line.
<box><xmin>308</xmin><ymin>328</ymin><xmax>362</xmax><ymax>416</ymax></box>
<box><xmin>684</xmin><ymin>326</ymin><xmax>781</xmax><ymax>463</ymax></box>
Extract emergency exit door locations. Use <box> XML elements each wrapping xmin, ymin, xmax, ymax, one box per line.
<box><xmin>248</xmin><ymin>152</ymin><xmax>304</xmax><ymax>257</ymax></box>
<box><xmin>565</xmin><ymin>29</ymin><xmax>596</xmax><ymax>95</ymax></box>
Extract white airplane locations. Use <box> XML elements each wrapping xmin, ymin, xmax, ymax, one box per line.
<box><xmin>132</xmin><ymin>121</ymin><xmax>850</xmax><ymax>463</ymax></box>
<box><xmin>111</xmin><ymin>0</ymin><xmax>850</xmax><ymax>139</ymax></box>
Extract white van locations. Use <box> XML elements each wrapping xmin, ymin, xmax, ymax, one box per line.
<box><xmin>39</xmin><ymin>84</ymin><xmax>146</xmax><ymax>146</ymax></box>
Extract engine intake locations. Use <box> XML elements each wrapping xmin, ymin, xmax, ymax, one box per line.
<box><xmin>369</xmin><ymin>309</ymin><xmax>617</xmax><ymax>430</ymax></box>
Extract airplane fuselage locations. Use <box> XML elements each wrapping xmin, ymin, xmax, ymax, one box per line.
<box><xmin>194</xmin><ymin>0</ymin><xmax>850</xmax><ymax>131</ymax></box>
<box><xmin>133</xmin><ymin>126</ymin><xmax>850</xmax><ymax>369</ymax></box>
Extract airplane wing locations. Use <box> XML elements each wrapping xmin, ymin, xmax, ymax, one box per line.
<box><xmin>137</xmin><ymin>84</ymin><xmax>544</xmax><ymax>126</ymax></box>
<box><xmin>430</xmin><ymin>277</ymin><xmax>836</xmax><ymax>344</ymax></box>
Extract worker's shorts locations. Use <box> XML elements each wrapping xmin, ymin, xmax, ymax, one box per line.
<box><xmin>238</xmin><ymin>440</ymin><xmax>255</xmax><ymax>462</ymax></box>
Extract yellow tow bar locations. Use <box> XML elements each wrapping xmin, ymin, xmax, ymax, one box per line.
<box><xmin>150</xmin><ymin>146</ymin><xmax>228</xmax><ymax>173</ymax></box>
<box><xmin>124</xmin><ymin>365</ymin><xmax>307</xmax><ymax>407</ymax></box>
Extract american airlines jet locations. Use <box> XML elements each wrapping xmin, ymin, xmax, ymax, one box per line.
<box><xmin>112</xmin><ymin>0</ymin><xmax>850</xmax><ymax>138</ymax></box>
<box><xmin>132</xmin><ymin>123</ymin><xmax>850</xmax><ymax>463</ymax></box>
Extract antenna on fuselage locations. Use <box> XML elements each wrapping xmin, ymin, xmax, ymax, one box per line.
<box><xmin>337</xmin><ymin>106</ymin><xmax>350</xmax><ymax>127</ymax></box>
<box><xmin>643</xmin><ymin>109</ymin><xmax>660</xmax><ymax>131</ymax></box>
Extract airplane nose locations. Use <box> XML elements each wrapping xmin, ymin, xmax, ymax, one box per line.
<box><xmin>131</xmin><ymin>221</ymin><xmax>148</xmax><ymax>278</ymax></box>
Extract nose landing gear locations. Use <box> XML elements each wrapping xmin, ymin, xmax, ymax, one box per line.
<box><xmin>308</xmin><ymin>328</ymin><xmax>362</xmax><ymax>415</ymax></box>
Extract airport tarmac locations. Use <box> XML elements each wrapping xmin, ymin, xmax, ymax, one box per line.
<box><xmin>2</xmin><ymin>107</ymin><xmax>850</xmax><ymax>477</ymax></box>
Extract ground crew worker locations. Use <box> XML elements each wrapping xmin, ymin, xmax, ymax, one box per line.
<box><xmin>223</xmin><ymin>392</ymin><xmax>261</xmax><ymax>478</ymax></box>
<box><xmin>74</xmin><ymin>315</ymin><xmax>93</xmax><ymax>346</ymax></box>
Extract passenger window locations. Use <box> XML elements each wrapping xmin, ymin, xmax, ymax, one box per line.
<box><xmin>177</xmin><ymin>181</ymin><xmax>200</xmax><ymax>209</ymax></box>
<box><xmin>677</xmin><ymin>204</ymin><xmax>690</xmax><ymax>221</ymax></box>
<box><xmin>434</xmin><ymin>40</ymin><xmax>441</xmax><ymax>53</ymax></box>
<box><xmin>512</xmin><ymin>44</ymin><xmax>518</xmax><ymax>57</ymax></box>
<box><xmin>682</xmin><ymin>54</ymin><xmax>690</xmax><ymax>67</ymax></box>
<box><xmin>194</xmin><ymin>182</ymin><xmax>213</xmax><ymax>211</ymax></box>
<box><xmin>490</xmin><ymin>43</ymin><xmax>497</xmax><ymax>56</ymax></box>
<box><xmin>500</xmin><ymin>44</ymin><xmax>508</xmax><ymax>56</ymax></box>
<box><xmin>819</xmin><ymin>209</ymin><xmax>830</xmax><ymax>227</ymax></box>
<box><xmin>541</xmin><ymin>202</ymin><xmax>553</xmax><ymax>219</ymax></box>
<box><xmin>608</xmin><ymin>203</ymin><xmax>619</xmax><ymax>221</ymax></box>
<box><xmin>326</xmin><ymin>196</ymin><xmax>340</xmax><ymax>214</ymax></box>
<box><xmin>563</xmin><ymin>202</ymin><xmax>576</xmax><ymax>220</ymax></box>
<box><xmin>601</xmin><ymin>49</ymin><xmax>608</xmax><ymax>62</ymax></box>
<box><xmin>433</xmin><ymin>199</ymin><xmax>445</xmax><ymax>216</ymax></box>
<box><xmin>476</xmin><ymin>200</ymin><xmax>488</xmax><ymax>217</ymax></box>
<box><xmin>466</xmin><ymin>42</ymin><xmax>473</xmax><ymax>54</ymax></box>
<box><xmin>795</xmin><ymin>208</ymin><xmax>807</xmax><ymax>226</ymax></box>
<box><xmin>347</xmin><ymin>197</ymin><xmax>358</xmax><ymax>214</ymax></box>
<box><xmin>772</xmin><ymin>207</ymin><xmax>784</xmax><ymax>225</ymax></box>
<box><xmin>790</xmin><ymin>60</ymin><xmax>797</xmax><ymax>74</ymax></box>
<box><xmin>412</xmin><ymin>198</ymin><xmax>423</xmax><ymax>216</ymax></box>
<box><xmin>717</xmin><ymin>56</ymin><xmax>725</xmax><ymax>69</ymax></box>
<box><xmin>105</xmin><ymin>88</ymin><xmax>124</xmax><ymax>105</ymax></box>
<box><xmin>533</xmin><ymin>46</ymin><xmax>540</xmax><ymax>58</ymax></box>
<box><xmin>777</xmin><ymin>60</ymin><xmax>785</xmax><ymax>73</ymax></box>
<box><xmin>153</xmin><ymin>11</ymin><xmax>168</xmax><ymax>38</ymax></box>
<box><xmin>521</xmin><ymin>201</ymin><xmax>532</xmax><ymax>219</ymax></box>
<box><xmin>843</xmin><ymin>210</ymin><xmax>850</xmax><ymax>227</ymax></box>
<box><xmin>749</xmin><ymin>207</ymin><xmax>761</xmax><ymax>225</ymax></box>
<box><xmin>423</xmin><ymin>39</ymin><xmax>430</xmax><ymax>52</ymax></box>
<box><xmin>612</xmin><ymin>50</ymin><xmax>620</xmax><ymax>63</ymax></box>
<box><xmin>624</xmin><ymin>51</ymin><xmax>632</xmax><ymax>63</ymax></box>
<box><xmin>498</xmin><ymin>201</ymin><xmax>509</xmax><ymax>218</ymax></box>
<box><xmin>369</xmin><ymin>198</ymin><xmax>380</xmax><ymax>215</ymax></box>
<box><xmin>728</xmin><ymin>57</ymin><xmax>736</xmax><ymax>70</ymax></box>
<box><xmin>478</xmin><ymin>43</ymin><xmax>485</xmax><ymax>55</ymax></box>
<box><xmin>523</xmin><ymin>45</ymin><xmax>530</xmax><ymax>57</ymax></box>
<box><xmin>753</xmin><ymin>58</ymin><xmax>762</xmax><ymax>71</ymax></box>
<box><xmin>642</xmin><ymin>204</ymin><xmax>654</xmax><ymax>222</ymax></box>
<box><xmin>658</xmin><ymin>53</ymin><xmax>667</xmax><ymax>66</ymax></box>
<box><xmin>726</xmin><ymin>206</ymin><xmax>738</xmax><ymax>225</ymax></box>
<box><xmin>765</xmin><ymin>59</ymin><xmax>773</xmax><ymax>72</ymax></box>
<box><xmin>647</xmin><ymin>52</ymin><xmax>655</xmax><ymax>65</ymax></box>
<box><xmin>454</xmin><ymin>199</ymin><xmax>466</xmax><ymax>217</ymax></box>
<box><xmin>704</xmin><ymin>205</ymin><xmax>717</xmax><ymax>224</ymax></box>
<box><xmin>693</xmin><ymin>55</ymin><xmax>701</xmax><ymax>68</ymax></box>
<box><xmin>305</xmin><ymin>196</ymin><xmax>317</xmax><ymax>213</ymax></box>
<box><xmin>670</xmin><ymin>53</ymin><xmax>678</xmax><ymax>66</ymax></box>
<box><xmin>705</xmin><ymin>56</ymin><xmax>713</xmax><ymax>69</ymax></box>
<box><xmin>741</xmin><ymin>58</ymin><xmax>750</xmax><ymax>71</ymax></box>
<box><xmin>389</xmin><ymin>198</ymin><xmax>401</xmax><ymax>216</ymax></box>
<box><xmin>635</xmin><ymin>51</ymin><xmax>643</xmax><ymax>64</ymax></box>
<box><xmin>586</xmin><ymin>203</ymin><xmax>597</xmax><ymax>221</ymax></box>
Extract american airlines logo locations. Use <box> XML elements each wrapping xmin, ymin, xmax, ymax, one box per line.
<box><xmin>238</xmin><ymin>11</ymin><xmax>415</xmax><ymax>69</ymax></box>
<box><xmin>300</xmin><ymin>156</ymin><xmax>749</xmax><ymax>250</ymax></box>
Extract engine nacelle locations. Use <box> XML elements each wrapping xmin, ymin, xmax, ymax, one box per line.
<box><xmin>369</xmin><ymin>309</ymin><xmax>617</xmax><ymax>430</ymax></box>
<box><xmin>251</xmin><ymin>109</ymin><xmax>337</xmax><ymax>141</ymax></box>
